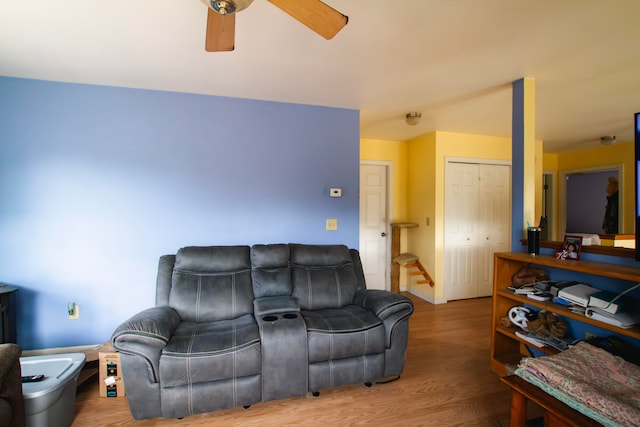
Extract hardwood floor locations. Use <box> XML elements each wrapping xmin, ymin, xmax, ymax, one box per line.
<box><xmin>72</xmin><ymin>294</ymin><xmax>518</xmax><ymax>426</ymax></box>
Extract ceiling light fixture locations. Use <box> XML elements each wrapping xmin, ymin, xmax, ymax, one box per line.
<box><xmin>600</xmin><ymin>135</ymin><xmax>617</xmax><ymax>146</ymax></box>
<box><xmin>405</xmin><ymin>112</ymin><xmax>422</xmax><ymax>126</ymax></box>
<box><xmin>201</xmin><ymin>0</ymin><xmax>254</xmax><ymax>15</ymax></box>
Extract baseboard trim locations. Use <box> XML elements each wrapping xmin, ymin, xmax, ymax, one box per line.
<box><xmin>22</xmin><ymin>343</ymin><xmax>102</xmax><ymax>360</ymax></box>
<box><xmin>407</xmin><ymin>288</ymin><xmax>447</xmax><ymax>304</ymax></box>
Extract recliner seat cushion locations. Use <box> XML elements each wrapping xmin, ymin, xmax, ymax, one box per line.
<box><xmin>302</xmin><ymin>305</ymin><xmax>385</xmax><ymax>362</ymax></box>
<box><xmin>160</xmin><ymin>314</ymin><xmax>261</xmax><ymax>387</ymax></box>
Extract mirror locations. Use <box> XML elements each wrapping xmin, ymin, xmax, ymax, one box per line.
<box><xmin>565</xmin><ymin>169</ymin><xmax>620</xmax><ymax>234</ymax></box>
<box><xmin>542</xmin><ymin>141</ymin><xmax>634</xmax><ymax>248</ymax></box>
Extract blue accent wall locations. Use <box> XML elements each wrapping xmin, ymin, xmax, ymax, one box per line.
<box><xmin>0</xmin><ymin>77</ymin><xmax>360</xmax><ymax>350</ymax></box>
<box><xmin>511</xmin><ymin>78</ymin><xmax>525</xmax><ymax>249</ymax></box>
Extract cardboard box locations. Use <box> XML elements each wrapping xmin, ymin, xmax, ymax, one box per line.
<box><xmin>98</xmin><ymin>343</ymin><xmax>126</xmax><ymax>397</ymax></box>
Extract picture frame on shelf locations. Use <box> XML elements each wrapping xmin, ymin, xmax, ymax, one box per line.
<box><xmin>555</xmin><ymin>234</ymin><xmax>583</xmax><ymax>260</ymax></box>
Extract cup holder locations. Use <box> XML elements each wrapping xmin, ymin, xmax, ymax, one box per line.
<box><xmin>283</xmin><ymin>313</ymin><xmax>298</xmax><ymax>319</ymax></box>
<box><xmin>263</xmin><ymin>315</ymin><xmax>278</xmax><ymax>322</ymax></box>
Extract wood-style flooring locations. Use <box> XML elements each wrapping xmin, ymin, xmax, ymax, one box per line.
<box><xmin>72</xmin><ymin>294</ymin><xmax>523</xmax><ymax>426</ymax></box>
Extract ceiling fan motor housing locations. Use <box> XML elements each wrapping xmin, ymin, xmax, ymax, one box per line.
<box><xmin>202</xmin><ymin>0</ymin><xmax>254</xmax><ymax>15</ymax></box>
<box><xmin>202</xmin><ymin>0</ymin><xmax>348</xmax><ymax>52</ymax></box>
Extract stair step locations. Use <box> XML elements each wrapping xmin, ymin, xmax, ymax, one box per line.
<box><xmin>393</xmin><ymin>253</ymin><xmax>419</xmax><ymax>265</ymax></box>
<box><xmin>400</xmin><ymin>258</ymin><xmax>435</xmax><ymax>288</ymax></box>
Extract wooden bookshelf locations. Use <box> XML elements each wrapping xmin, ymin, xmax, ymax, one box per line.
<box><xmin>490</xmin><ymin>252</ymin><xmax>640</xmax><ymax>376</ymax></box>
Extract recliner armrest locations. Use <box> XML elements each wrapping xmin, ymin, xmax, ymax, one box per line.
<box><xmin>354</xmin><ymin>290</ymin><xmax>413</xmax><ymax>319</ymax></box>
<box><xmin>253</xmin><ymin>296</ymin><xmax>300</xmax><ymax>316</ymax></box>
<box><xmin>354</xmin><ymin>290</ymin><xmax>414</xmax><ymax>346</ymax></box>
<box><xmin>111</xmin><ymin>306</ymin><xmax>181</xmax><ymax>382</ymax></box>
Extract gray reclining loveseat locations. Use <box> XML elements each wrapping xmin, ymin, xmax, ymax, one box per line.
<box><xmin>111</xmin><ymin>244</ymin><xmax>414</xmax><ymax>420</ymax></box>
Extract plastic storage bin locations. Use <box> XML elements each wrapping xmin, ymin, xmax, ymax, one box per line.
<box><xmin>20</xmin><ymin>352</ymin><xmax>86</xmax><ymax>427</ymax></box>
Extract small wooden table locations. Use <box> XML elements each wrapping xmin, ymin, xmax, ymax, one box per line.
<box><xmin>501</xmin><ymin>375</ymin><xmax>603</xmax><ymax>427</ymax></box>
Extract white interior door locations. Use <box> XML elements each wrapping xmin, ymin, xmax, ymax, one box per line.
<box><xmin>359</xmin><ymin>163</ymin><xmax>389</xmax><ymax>290</ymax></box>
<box><xmin>445</xmin><ymin>163</ymin><xmax>479</xmax><ymax>300</ymax></box>
<box><xmin>477</xmin><ymin>164</ymin><xmax>511</xmax><ymax>296</ymax></box>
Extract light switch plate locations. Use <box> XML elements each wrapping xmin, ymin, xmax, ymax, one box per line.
<box><xmin>329</xmin><ymin>188</ymin><xmax>342</xmax><ymax>197</ymax></box>
<box><xmin>326</xmin><ymin>218</ymin><xmax>338</xmax><ymax>230</ymax></box>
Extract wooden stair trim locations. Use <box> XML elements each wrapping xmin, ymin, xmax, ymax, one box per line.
<box><xmin>402</xmin><ymin>259</ymin><xmax>435</xmax><ymax>287</ymax></box>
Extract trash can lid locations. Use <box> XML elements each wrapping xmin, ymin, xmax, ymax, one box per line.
<box><xmin>20</xmin><ymin>353</ymin><xmax>86</xmax><ymax>398</ymax></box>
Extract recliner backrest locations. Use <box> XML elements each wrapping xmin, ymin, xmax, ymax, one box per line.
<box><xmin>251</xmin><ymin>244</ymin><xmax>291</xmax><ymax>298</ymax></box>
<box><xmin>168</xmin><ymin>246</ymin><xmax>254</xmax><ymax>322</ymax></box>
<box><xmin>290</xmin><ymin>244</ymin><xmax>360</xmax><ymax>310</ymax></box>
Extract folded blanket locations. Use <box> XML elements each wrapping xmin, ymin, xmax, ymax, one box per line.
<box><xmin>515</xmin><ymin>342</ymin><xmax>640</xmax><ymax>427</ymax></box>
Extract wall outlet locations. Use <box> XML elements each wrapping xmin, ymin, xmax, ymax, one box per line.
<box><xmin>326</xmin><ymin>218</ymin><xmax>338</xmax><ymax>231</ymax></box>
<box><xmin>68</xmin><ymin>303</ymin><xmax>79</xmax><ymax>320</ymax></box>
<box><xmin>329</xmin><ymin>188</ymin><xmax>342</xmax><ymax>197</ymax></box>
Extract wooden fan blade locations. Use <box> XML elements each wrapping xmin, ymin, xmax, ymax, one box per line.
<box><xmin>205</xmin><ymin>8</ymin><xmax>236</xmax><ymax>52</ymax></box>
<box><xmin>267</xmin><ymin>0</ymin><xmax>348</xmax><ymax>40</ymax></box>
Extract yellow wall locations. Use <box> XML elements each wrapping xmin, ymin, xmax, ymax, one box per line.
<box><xmin>406</xmin><ymin>132</ymin><xmax>436</xmax><ymax>298</ymax></box>
<box><xmin>360</xmin><ymin>132</ymin><xmax>632</xmax><ymax>303</ymax></box>
<box><xmin>534</xmin><ymin>140</ymin><xmax>544</xmax><ymax>230</ymax></box>
<box><xmin>406</xmin><ymin>131</ymin><xmax>512</xmax><ymax>302</ymax></box>
<box><xmin>542</xmin><ymin>152</ymin><xmax>558</xmax><ymax>171</ymax></box>
<box><xmin>360</xmin><ymin>138</ymin><xmax>411</xmax><ymax>289</ymax></box>
<box><xmin>543</xmin><ymin>141</ymin><xmax>634</xmax><ymax>234</ymax></box>
<box><xmin>360</xmin><ymin>138</ymin><xmax>408</xmax><ymax>222</ymax></box>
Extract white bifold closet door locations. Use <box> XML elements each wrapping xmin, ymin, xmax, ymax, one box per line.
<box><xmin>444</xmin><ymin>161</ymin><xmax>511</xmax><ymax>300</ymax></box>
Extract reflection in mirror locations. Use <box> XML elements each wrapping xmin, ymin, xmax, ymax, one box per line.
<box><xmin>542</xmin><ymin>129</ymin><xmax>636</xmax><ymax>255</ymax></box>
<box><xmin>543</xmin><ymin>140</ymin><xmax>635</xmax><ymax>251</ymax></box>
<box><xmin>566</xmin><ymin>169</ymin><xmax>619</xmax><ymax>234</ymax></box>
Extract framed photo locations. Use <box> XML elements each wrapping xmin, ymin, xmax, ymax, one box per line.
<box><xmin>555</xmin><ymin>234</ymin><xmax>583</xmax><ymax>260</ymax></box>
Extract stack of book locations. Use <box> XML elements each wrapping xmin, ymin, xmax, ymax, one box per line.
<box><xmin>509</xmin><ymin>280</ymin><xmax>554</xmax><ymax>301</ymax></box>
<box><xmin>511</xmin><ymin>281</ymin><xmax>640</xmax><ymax>328</ymax></box>
<box><xmin>514</xmin><ymin>330</ymin><xmax>576</xmax><ymax>351</ymax></box>
<box><xmin>585</xmin><ymin>290</ymin><xmax>640</xmax><ymax>329</ymax></box>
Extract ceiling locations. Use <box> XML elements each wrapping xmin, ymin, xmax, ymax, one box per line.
<box><xmin>1</xmin><ymin>0</ymin><xmax>639</xmax><ymax>152</ymax></box>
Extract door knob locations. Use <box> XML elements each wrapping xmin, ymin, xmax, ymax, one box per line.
<box><xmin>381</xmin><ymin>232</ymin><xmax>387</xmax><ymax>237</ymax></box>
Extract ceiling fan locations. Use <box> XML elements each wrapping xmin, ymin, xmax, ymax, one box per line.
<box><xmin>200</xmin><ymin>0</ymin><xmax>348</xmax><ymax>52</ymax></box>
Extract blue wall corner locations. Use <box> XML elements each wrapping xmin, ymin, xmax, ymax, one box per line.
<box><xmin>512</xmin><ymin>78</ymin><xmax>525</xmax><ymax>250</ymax></box>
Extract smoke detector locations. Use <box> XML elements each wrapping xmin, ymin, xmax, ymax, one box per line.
<box><xmin>600</xmin><ymin>135</ymin><xmax>617</xmax><ymax>145</ymax></box>
<box><xmin>405</xmin><ymin>112</ymin><xmax>422</xmax><ymax>126</ymax></box>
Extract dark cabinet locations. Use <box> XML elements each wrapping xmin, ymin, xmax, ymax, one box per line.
<box><xmin>0</xmin><ymin>284</ymin><xmax>17</xmax><ymax>344</ymax></box>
